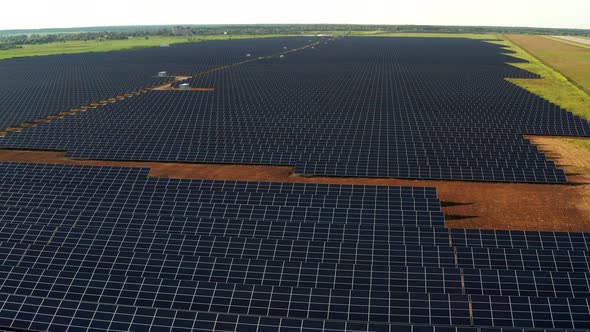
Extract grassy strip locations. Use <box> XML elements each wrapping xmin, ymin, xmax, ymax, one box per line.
<box><xmin>372</xmin><ymin>33</ymin><xmax>496</xmax><ymax>39</ymax></box>
<box><xmin>566</xmin><ymin>138</ymin><xmax>590</xmax><ymax>152</ymax></box>
<box><xmin>505</xmin><ymin>35</ymin><xmax>590</xmax><ymax>94</ymax></box>
<box><xmin>0</xmin><ymin>35</ymin><xmax>288</xmax><ymax>60</ymax></box>
<box><xmin>488</xmin><ymin>35</ymin><xmax>590</xmax><ymax>122</ymax></box>
<box><xmin>342</xmin><ymin>32</ymin><xmax>496</xmax><ymax>39</ymax></box>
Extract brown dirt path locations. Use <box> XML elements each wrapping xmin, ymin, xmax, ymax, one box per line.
<box><xmin>1</xmin><ymin>136</ymin><xmax>589</xmax><ymax>232</ymax></box>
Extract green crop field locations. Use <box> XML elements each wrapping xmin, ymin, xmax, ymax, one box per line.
<box><xmin>0</xmin><ymin>34</ymin><xmax>287</xmax><ymax>60</ymax></box>
<box><xmin>359</xmin><ymin>32</ymin><xmax>497</xmax><ymax>39</ymax></box>
<box><xmin>490</xmin><ymin>36</ymin><xmax>590</xmax><ymax>115</ymax></box>
<box><xmin>322</xmin><ymin>31</ymin><xmax>497</xmax><ymax>39</ymax></box>
<box><xmin>505</xmin><ymin>34</ymin><xmax>590</xmax><ymax>94</ymax></box>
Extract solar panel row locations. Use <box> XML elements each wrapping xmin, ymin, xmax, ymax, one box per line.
<box><xmin>4</xmin><ymin>243</ymin><xmax>590</xmax><ymax>299</ymax></box>
<box><xmin>2</xmin><ymin>228</ymin><xmax>590</xmax><ymax>271</ymax></box>
<box><xmin>0</xmin><ymin>209</ymin><xmax>451</xmax><ymax>245</ymax></box>
<box><xmin>1</xmin><ymin>205</ymin><xmax>588</xmax><ymax>251</ymax></box>
<box><xmin>2</xmin><ymin>292</ymin><xmax>569</xmax><ymax>332</ymax></box>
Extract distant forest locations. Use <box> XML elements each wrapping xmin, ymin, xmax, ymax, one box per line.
<box><xmin>1</xmin><ymin>24</ymin><xmax>589</xmax><ymax>47</ymax></box>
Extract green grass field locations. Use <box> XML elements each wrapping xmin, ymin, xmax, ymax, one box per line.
<box><xmin>361</xmin><ymin>32</ymin><xmax>496</xmax><ymax>39</ymax></box>
<box><xmin>508</xmin><ymin>35</ymin><xmax>590</xmax><ymax>94</ymax></box>
<box><xmin>566</xmin><ymin>138</ymin><xmax>590</xmax><ymax>152</ymax></box>
<box><xmin>0</xmin><ymin>34</ymin><xmax>288</xmax><ymax>60</ymax></box>
<box><xmin>487</xmin><ymin>36</ymin><xmax>590</xmax><ymax>121</ymax></box>
<box><xmin>329</xmin><ymin>31</ymin><xmax>496</xmax><ymax>39</ymax></box>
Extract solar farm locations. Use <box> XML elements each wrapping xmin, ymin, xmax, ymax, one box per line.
<box><xmin>0</xmin><ymin>35</ymin><xmax>590</xmax><ymax>331</ymax></box>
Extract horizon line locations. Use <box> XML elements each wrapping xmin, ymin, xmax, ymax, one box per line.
<box><xmin>1</xmin><ymin>23</ymin><xmax>589</xmax><ymax>33</ymax></box>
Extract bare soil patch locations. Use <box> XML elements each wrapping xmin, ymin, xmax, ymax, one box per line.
<box><xmin>151</xmin><ymin>76</ymin><xmax>194</xmax><ymax>91</ymax></box>
<box><xmin>151</xmin><ymin>85</ymin><xmax>214</xmax><ymax>92</ymax></box>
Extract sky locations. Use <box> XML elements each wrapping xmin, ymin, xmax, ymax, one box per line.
<box><xmin>2</xmin><ymin>0</ymin><xmax>589</xmax><ymax>30</ymax></box>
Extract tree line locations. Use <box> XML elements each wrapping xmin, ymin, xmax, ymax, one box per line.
<box><xmin>1</xmin><ymin>24</ymin><xmax>589</xmax><ymax>48</ymax></box>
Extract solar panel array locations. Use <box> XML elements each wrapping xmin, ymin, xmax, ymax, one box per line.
<box><xmin>0</xmin><ymin>161</ymin><xmax>589</xmax><ymax>331</ymax></box>
<box><xmin>1</xmin><ymin>38</ymin><xmax>588</xmax><ymax>183</ymax></box>
<box><xmin>0</xmin><ymin>38</ymin><xmax>313</xmax><ymax>130</ymax></box>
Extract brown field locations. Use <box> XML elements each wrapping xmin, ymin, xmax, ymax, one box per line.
<box><xmin>2</xmin><ymin>138</ymin><xmax>590</xmax><ymax>232</ymax></box>
<box><xmin>506</xmin><ymin>34</ymin><xmax>590</xmax><ymax>94</ymax></box>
